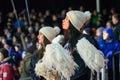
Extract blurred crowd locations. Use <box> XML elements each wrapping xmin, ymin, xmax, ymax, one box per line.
<box><xmin>0</xmin><ymin>6</ymin><xmax>120</xmax><ymax>80</ymax></box>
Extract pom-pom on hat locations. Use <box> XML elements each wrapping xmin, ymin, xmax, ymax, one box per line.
<box><xmin>66</xmin><ymin>10</ymin><xmax>91</xmax><ymax>31</ymax></box>
<box><xmin>39</xmin><ymin>26</ymin><xmax>60</xmax><ymax>42</ymax></box>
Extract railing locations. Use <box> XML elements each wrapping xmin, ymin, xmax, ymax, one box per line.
<box><xmin>90</xmin><ymin>51</ymin><xmax>120</xmax><ymax>80</ymax></box>
<box><xmin>112</xmin><ymin>51</ymin><xmax>120</xmax><ymax>80</ymax></box>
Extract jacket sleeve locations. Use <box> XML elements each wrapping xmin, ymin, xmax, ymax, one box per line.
<box><xmin>106</xmin><ymin>51</ymin><xmax>113</xmax><ymax>58</ymax></box>
<box><xmin>114</xmin><ymin>26</ymin><xmax>120</xmax><ymax>42</ymax></box>
<box><xmin>29</xmin><ymin>52</ymin><xmax>38</xmax><ymax>79</ymax></box>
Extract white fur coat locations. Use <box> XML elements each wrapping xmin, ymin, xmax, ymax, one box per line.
<box><xmin>76</xmin><ymin>37</ymin><xmax>106</xmax><ymax>73</ymax></box>
<box><xmin>35</xmin><ymin>43</ymin><xmax>78</xmax><ymax>80</ymax></box>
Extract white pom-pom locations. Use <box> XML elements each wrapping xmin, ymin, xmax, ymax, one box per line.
<box><xmin>52</xmin><ymin>35</ymin><xmax>64</xmax><ymax>44</ymax></box>
<box><xmin>84</xmin><ymin>11</ymin><xmax>91</xmax><ymax>20</ymax></box>
<box><xmin>54</xmin><ymin>26</ymin><xmax>60</xmax><ymax>35</ymax></box>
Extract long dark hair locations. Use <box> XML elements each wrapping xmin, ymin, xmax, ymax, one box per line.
<box><xmin>36</xmin><ymin>36</ymin><xmax>51</xmax><ymax>62</ymax></box>
<box><xmin>69</xmin><ymin>22</ymin><xmax>81</xmax><ymax>50</ymax></box>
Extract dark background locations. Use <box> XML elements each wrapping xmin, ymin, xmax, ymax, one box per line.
<box><xmin>0</xmin><ymin>0</ymin><xmax>120</xmax><ymax>14</ymax></box>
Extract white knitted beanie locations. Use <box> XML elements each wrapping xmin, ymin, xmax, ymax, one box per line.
<box><xmin>66</xmin><ymin>10</ymin><xmax>91</xmax><ymax>31</ymax></box>
<box><xmin>39</xmin><ymin>26</ymin><xmax>60</xmax><ymax>42</ymax></box>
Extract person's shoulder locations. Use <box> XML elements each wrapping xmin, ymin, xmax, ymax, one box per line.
<box><xmin>1</xmin><ymin>63</ymin><xmax>11</xmax><ymax>68</ymax></box>
<box><xmin>116</xmin><ymin>22</ymin><xmax>120</xmax><ymax>27</ymax></box>
<box><xmin>32</xmin><ymin>49</ymin><xmax>38</xmax><ymax>55</ymax></box>
<box><xmin>30</xmin><ymin>49</ymin><xmax>39</xmax><ymax>59</ymax></box>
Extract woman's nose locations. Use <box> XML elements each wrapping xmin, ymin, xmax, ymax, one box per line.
<box><xmin>37</xmin><ymin>35</ymin><xmax>39</xmax><ymax>38</ymax></box>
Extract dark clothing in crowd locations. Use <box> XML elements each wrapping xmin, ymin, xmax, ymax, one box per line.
<box><xmin>114</xmin><ymin>22</ymin><xmax>120</xmax><ymax>42</ymax></box>
<box><xmin>29</xmin><ymin>50</ymin><xmax>45</xmax><ymax>80</ymax></box>
<box><xmin>20</xmin><ymin>43</ymin><xmax>37</xmax><ymax>80</ymax></box>
<box><xmin>19</xmin><ymin>52</ymin><xmax>32</xmax><ymax>80</ymax></box>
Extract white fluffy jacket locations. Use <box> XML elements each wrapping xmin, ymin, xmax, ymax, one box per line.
<box><xmin>76</xmin><ymin>37</ymin><xmax>106</xmax><ymax>73</ymax></box>
<box><xmin>35</xmin><ymin>43</ymin><xmax>78</xmax><ymax>80</ymax></box>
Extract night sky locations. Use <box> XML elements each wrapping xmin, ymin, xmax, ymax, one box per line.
<box><xmin>0</xmin><ymin>0</ymin><xmax>120</xmax><ymax>14</ymax></box>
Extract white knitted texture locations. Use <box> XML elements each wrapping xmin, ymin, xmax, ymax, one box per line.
<box><xmin>52</xmin><ymin>35</ymin><xmax>64</xmax><ymax>44</ymax></box>
<box><xmin>39</xmin><ymin>26</ymin><xmax>60</xmax><ymax>42</ymax></box>
<box><xmin>66</xmin><ymin>10</ymin><xmax>91</xmax><ymax>31</ymax></box>
<box><xmin>54</xmin><ymin>26</ymin><xmax>60</xmax><ymax>35</ymax></box>
<box><xmin>76</xmin><ymin>37</ymin><xmax>106</xmax><ymax>73</ymax></box>
<box><xmin>84</xmin><ymin>11</ymin><xmax>91</xmax><ymax>21</ymax></box>
<box><xmin>35</xmin><ymin>43</ymin><xmax>78</xmax><ymax>80</ymax></box>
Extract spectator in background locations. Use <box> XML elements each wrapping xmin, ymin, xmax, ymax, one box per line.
<box><xmin>24</xmin><ymin>36</ymin><xmax>32</xmax><ymax>49</ymax></box>
<box><xmin>91</xmin><ymin>9</ymin><xmax>102</xmax><ymax>26</ymax></box>
<box><xmin>14</xmin><ymin>26</ymin><xmax>22</xmax><ymax>38</ymax></box>
<box><xmin>112</xmin><ymin>13</ymin><xmax>120</xmax><ymax>42</ymax></box>
<box><xmin>109</xmin><ymin>8</ymin><xmax>117</xmax><ymax>19</ymax></box>
<box><xmin>4</xmin><ymin>39</ymin><xmax>20</xmax><ymax>68</ymax></box>
<box><xmin>6</xmin><ymin>22</ymin><xmax>13</xmax><ymax>33</ymax></box>
<box><xmin>14</xmin><ymin>43</ymin><xmax>25</xmax><ymax>59</ymax></box>
<box><xmin>34</xmin><ymin>22</ymin><xmax>40</xmax><ymax>32</ymax></box>
<box><xmin>79</xmin><ymin>6</ymin><xmax>85</xmax><ymax>12</ymax></box>
<box><xmin>6</xmin><ymin>31</ymin><xmax>12</xmax><ymax>42</ymax></box>
<box><xmin>95</xmin><ymin>27</ymin><xmax>104</xmax><ymax>42</ymax></box>
<box><xmin>19</xmin><ymin>44</ymin><xmax>36</xmax><ymax>80</ymax></box>
<box><xmin>0</xmin><ymin>48</ymin><xmax>19</xmax><ymax>80</ymax></box>
<box><xmin>106</xmin><ymin>20</ymin><xmax>114</xmax><ymax>29</ymax></box>
<box><xmin>12</xmin><ymin>35</ymin><xmax>21</xmax><ymax>46</ymax></box>
<box><xmin>44</xmin><ymin>10</ymin><xmax>52</xmax><ymax>26</ymax></box>
<box><xmin>4</xmin><ymin>39</ymin><xmax>14</xmax><ymax>57</ymax></box>
<box><xmin>102</xmin><ymin>9</ymin><xmax>109</xmax><ymax>24</ymax></box>
<box><xmin>13</xmin><ymin>16</ymin><xmax>24</xmax><ymax>30</ymax></box>
<box><xmin>51</xmin><ymin>14</ymin><xmax>59</xmax><ymax>27</ymax></box>
<box><xmin>98</xmin><ymin>28</ymin><xmax>120</xmax><ymax>80</ymax></box>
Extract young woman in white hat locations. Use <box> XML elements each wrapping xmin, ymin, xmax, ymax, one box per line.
<box><xmin>62</xmin><ymin>10</ymin><xmax>105</xmax><ymax>80</ymax></box>
<box><xmin>33</xmin><ymin>26</ymin><xmax>78</xmax><ymax>80</ymax></box>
